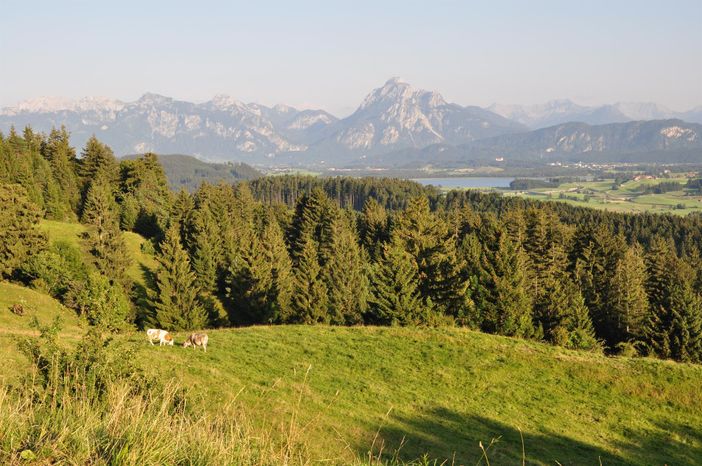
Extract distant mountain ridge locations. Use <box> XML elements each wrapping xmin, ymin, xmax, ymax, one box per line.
<box><xmin>488</xmin><ymin>100</ymin><xmax>702</xmax><ymax>129</ymax></box>
<box><xmin>0</xmin><ymin>93</ymin><xmax>338</xmax><ymax>162</ymax></box>
<box><xmin>2</xmin><ymin>81</ymin><xmax>700</xmax><ymax>167</ymax></box>
<box><xmin>365</xmin><ymin>119</ymin><xmax>702</xmax><ymax>167</ymax></box>
<box><xmin>0</xmin><ymin>79</ymin><xmax>525</xmax><ymax>163</ymax></box>
<box><xmin>300</xmin><ymin>78</ymin><xmax>526</xmax><ymax>162</ymax></box>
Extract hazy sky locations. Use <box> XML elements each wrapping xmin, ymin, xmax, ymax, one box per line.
<box><xmin>1</xmin><ymin>0</ymin><xmax>700</xmax><ymax>116</ymax></box>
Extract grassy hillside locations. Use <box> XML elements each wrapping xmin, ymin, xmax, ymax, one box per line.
<box><xmin>0</xmin><ymin>281</ymin><xmax>84</xmax><ymax>378</ymax></box>
<box><xmin>2</xmin><ymin>293</ymin><xmax>700</xmax><ymax>464</ymax></box>
<box><xmin>125</xmin><ymin>326</ymin><xmax>702</xmax><ymax>465</ymax></box>
<box><xmin>5</xmin><ymin>220</ymin><xmax>700</xmax><ymax>464</ymax></box>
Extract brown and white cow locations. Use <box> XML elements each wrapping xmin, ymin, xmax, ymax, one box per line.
<box><xmin>146</xmin><ymin>328</ymin><xmax>174</xmax><ymax>346</ymax></box>
<box><xmin>183</xmin><ymin>333</ymin><xmax>208</xmax><ymax>352</ymax></box>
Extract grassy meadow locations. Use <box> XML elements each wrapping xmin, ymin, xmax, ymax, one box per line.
<box><xmin>506</xmin><ymin>176</ymin><xmax>702</xmax><ymax>215</ymax></box>
<box><xmin>1</xmin><ymin>220</ymin><xmax>701</xmax><ymax>464</ymax></box>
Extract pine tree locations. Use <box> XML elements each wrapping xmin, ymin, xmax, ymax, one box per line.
<box><xmin>289</xmin><ymin>235</ymin><xmax>329</xmax><ymax>324</ymax></box>
<box><xmin>323</xmin><ymin>213</ymin><xmax>369</xmax><ymax>325</ymax></box>
<box><xmin>668</xmin><ymin>282</ymin><xmax>702</xmax><ymax>363</ymax></box>
<box><xmin>368</xmin><ymin>236</ymin><xmax>427</xmax><ymax>325</ymax></box>
<box><xmin>81</xmin><ymin>175</ymin><xmax>130</xmax><ymax>282</ymax></box>
<box><xmin>607</xmin><ymin>245</ymin><xmax>649</xmax><ymax>345</ymax></box>
<box><xmin>478</xmin><ymin>234</ymin><xmax>535</xmax><ymax>338</ymax></box>
<box><xmin>392</xmin><ymin>196</ymin><xmax>470</xmax><ymax>319</ymax></box>
<box><xmin>0</xmin><ymin>183</ymin><xmax>47</xmax><ymax>278</ymax></box>
<box><xmin>79</xmin><ymin>136</ymin><xmax>118</xmax><ymax>215</ymax></box>
<box><xmin>150</xmin><ymin>224</ymin><xmax>208</xmax><ymax>331</ymax></box>
<box><xmin>41</xmin><ymin>126</ymin><xmax>80</xmax><ymax>216</ymax></box>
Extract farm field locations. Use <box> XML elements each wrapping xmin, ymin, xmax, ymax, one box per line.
<box><xmin>506</xmin><ymin>176</ymin><xmax>702</xmax><ymax>215</ymax></box>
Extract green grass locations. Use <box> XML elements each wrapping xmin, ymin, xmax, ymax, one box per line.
<box><xmin>0</xmin><ymin>281</ymin><xmax>84</xmax><ymax>379</ymax></box>
<box><xmin>1</xmin><ymin>295</ymin><xmax>700</xmax><ymax>464</ymax></box>
<box><xmin>4</xmin><ymin>220</ymin><xmax>701</xmax><ymax>464</ymax></box>
<box><xmin>508</xmin><ymin>176</ymin><xmax>702</xmax><ymax>215</ymax></box>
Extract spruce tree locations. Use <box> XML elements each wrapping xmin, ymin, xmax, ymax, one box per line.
<box><xmin>289</xmin><ymin>234</ymin><xmax>329</xmax><ymax>324</ymax></box>
<box><xmin>642</xmin><ymin>238</ymin><xmax>678</xmax><ymax>358</ymax></box>
<box><xmin>150</xmin><ymin>224</ymin><xmax>208</xmax><ymax>331</ymax></box>
<box><xmin>288</xmin><ymin>188</ymin><xmax>334</xmax><ymax>263</ymax></box>
<box><xmin>608</xmin><ymin>245</ymin><xmax>649</xmax><ymax>345</ymax></box>
<box><xmin>368</xmin><ymin>236</ymin><xmax>427</xmax><ymax>325</ymax></box>
<box><xmin>189</xmin><ymin>208</ymin><xmax>222</xmax><ymax>294</ymax></box>
<box><xmin>323</xmin><ymin>213</ymin><xmax>369</xmax><ymax>325</ymax></box>
<box><xmin>478</xmin><ymin>234</ymin><xmax>535</xmax><ymax>338</ymax></box>
<box><xmin>259</xmin><ymin>216</ymin><xmax>294</xmax><ymax>323</ymax></box>
<box><xmin>359</xmin><ymin>197</ymin><xmax>389</xmax><ymax>260</ymax></box>
<box><xmin>668</xmin><ymin>282</ymin><xmax>702</xmax><ymax>363</ymax></box>
<box><xmin>560</xmin><ymin>282</ymin><xmax>599</xmax><ymax>351</ymax></box>
<box><xmin>392</xmin><ymin>196</ymin><xmax>470</xmax><ymax>319</ymax></box>
<box><xmin>118</xmin><ymin>152</ymin><xmax>172</xmax><ymax>237</ymax></box>
<box><xmin>41</xmin><ymin>126</ymin><xmax>80</xmax><ymax>216</ymax></box>
<box><xmin>79</xmin><ymin>136</ymin><xmax>119</xmax><ymax>214</ymax></box>
<box><xmin>0</xmin><ymin>183</ymin><xmax>47</xmax><ymax>278</ymax></box>
<box><xmin>81</xmin><ymin>175</ymin><xmax>130</xmax><ymax>282</ymax></box>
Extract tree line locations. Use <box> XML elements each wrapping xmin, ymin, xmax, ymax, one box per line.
<box><xmin>1</xmin><ymin>127</ymin><xmax>701</xmax><ymax>363</ymax></box>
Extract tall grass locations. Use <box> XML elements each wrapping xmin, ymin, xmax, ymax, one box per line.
<box><xmin>0</xmin><ymin>379</ymin><xmax>291</xmax><ymax>465</ymax></box>
<box><xmin>0</xmin><ymin>371</ymin><xmax>475</xmax><ymax>465</ymax></box>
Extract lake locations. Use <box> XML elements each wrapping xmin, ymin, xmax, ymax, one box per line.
<box><xmin>410</xmin><ymin>177</ymin><xmax>515</xmax><ymax>189</ymax></box>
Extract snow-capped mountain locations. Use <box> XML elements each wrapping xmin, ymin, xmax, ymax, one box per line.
<box><xmin>488</xmin><ymin>100</ymin><xmax>702</xmax><ymax>128</ymax></box>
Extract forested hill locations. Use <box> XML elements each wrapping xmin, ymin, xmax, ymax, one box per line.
<box><xmin>2</xmin><ymin>127</ymin><xmax>702</xmax><ymax>364</ymax></box>
<box><xmin>122</xmin><ymin>153</ymin><xmax>262</xmax><ymax>191</ymax></box>
<box><xmin>249</xmin><ymin>175</ymin><xmax>438</xmax><ymax>210</ymax></box>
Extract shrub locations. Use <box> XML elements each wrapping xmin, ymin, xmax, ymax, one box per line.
<box><xmin>64</xmin><ymin>273</ymin><xmax>133</xmax><ymax>332</ymax></box>
<box><xmin>18</xmin><ymin>240</ymin><xmax>90</xmax><ymax>300</ymax></box>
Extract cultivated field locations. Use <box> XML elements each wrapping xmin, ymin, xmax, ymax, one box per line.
<box><xmin>507</xmin><ymin>176</ymin><xmax>702</xmax><ymax>215</ymax></box>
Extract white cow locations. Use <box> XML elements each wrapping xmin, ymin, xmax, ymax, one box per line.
<box><xmin>183</xmin><ymin>333</ymin><xmax>208</xmax><ymax>352</ymax></box>
<box><xmin>146</xmin><ymin>328</ymin><xmax>174</xmax><ymax>346</ymax></box>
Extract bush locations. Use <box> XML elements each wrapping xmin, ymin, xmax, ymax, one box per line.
<box><xmin>18</xmin><ymin>241</ymin><xmax>89</xmax><ymax>299</ymax></box>
<box><xmin>64</xmin><ymin>273</ymin><xmax>133</xmax><ymax>332</ymax></box>
<box><xmin>615</xmin><ymin>341</ymin><xmax>641</xmax><ymax>358</ymax></box>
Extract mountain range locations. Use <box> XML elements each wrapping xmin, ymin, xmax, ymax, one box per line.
<box><xmin>488</xmin><ymin>100</ymin><xmax>702</xmax><ymax>129</ymax></box>
<box><xmin>368</xmin><ymin>119</ymin><xmax>702</xmax><ymax>168</ymax></box>
<box><xmin>1</xmin><ymin>79</ymin><xmax>701</xmax><ymax>167</ymax></box>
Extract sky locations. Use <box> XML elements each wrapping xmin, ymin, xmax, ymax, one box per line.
<box><xmin>1</xmin><ymin>0</ymin><xmax>701</xmax><ymax>116</ymax></box>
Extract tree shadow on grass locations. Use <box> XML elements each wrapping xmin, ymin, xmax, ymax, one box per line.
<box><xmin>360</xmin><ymin>406</ymin><xmax>701</xmax><ymax>465</ymax></box>
<box><xmin>131</xmin><ymin>263</ymin><xmax>156</xmax><ymax>328</ymax></box>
